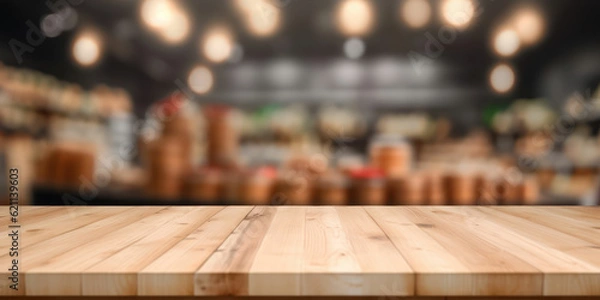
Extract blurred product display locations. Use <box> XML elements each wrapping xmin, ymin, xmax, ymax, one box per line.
<box><xmin>4</xmin><ymin>75</ymin><xmax>600</xmax><ymax>205</ymax></box>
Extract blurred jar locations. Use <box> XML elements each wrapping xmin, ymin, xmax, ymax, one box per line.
<box><xmin>273</xmin><ymin>171</ymin><xmax>313</xmax><ymax>205</ymax></box>
<box><xmin>42</xmin><ymin>142</ymin><xmax>96</xmax><ymax>188</ymax></box>
<box><xmin>349</xmin><ymin>168</ymin><xmax>387</xmax><ymax>205</ymax></box>
<box><xmin>425</xmin><ymin>170</ymin><xmax>446</xmax><ymax>205</ymax></box>
<box><xmin>226</xmin><ymin>167</ymin><xmax>277</xmax><ymax>205</ymax></box>
<box><xmin>183</xmin><ymin>167</ymin><xmax>223</xmax><ymax>204</ymax></box>
<box><xmin>204</xmin><ymin>105</ymin><xmax>239</xmax><ymax>168</ymax></box>
<box><xmin>286</xmin><ymin>151</ymin><xmax>329</xmax><ymax>178</ymax></box>
<box><xmin>316</xmin><ymin>171</ymin><xmax>349</xmax><ymax>205</ymax></box>
<box><xmin>389</xmin><ymin>173</ymin><xmax>427</xmax><ymax>205</ymax></box>
<box><xmin>501</xmin><ymin>179</ymin><xmax>522</xmax><ymax>205</ymax></box>
<box><xmin>369</xmin><ymin>135</ymin><xmax>412</xmax><ymax>178</ymax></box>
<box><xmin>520</xmin><ymin>176</ymin><xmax>540</xmax><ymax>205</ymax></box>
<box><xmin>479</xmin><ymin>175</ymin><xmax>501</xmax><ymax>205</ymax></box>
<box><xmin>163</xmin><ymin>113</ymin><xmax>194</xmax><ymax>165</ymax></box>
<box><xmin>146</xmin><ymin>137</ymin><xmax>188</xmax><ymax>200</ymax></box>
<box><xmin>446</xmin><ymin>170</ymin><xmax>477</xmax><ymax>205</ymax></box>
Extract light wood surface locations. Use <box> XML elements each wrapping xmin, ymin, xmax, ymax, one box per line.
<box><xmin>0</xmin><ymin>206</ymin><xmax>598</xmax><ymax>297</ymax></box>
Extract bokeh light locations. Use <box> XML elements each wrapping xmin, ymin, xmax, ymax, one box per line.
<box><xmin>493</xmin><ymin>28</ymin><xmax>520</xmax><ymax>57</ymax></box>
<box><xmin>441</xmin><ymin>0</ymin><xmax>475</xmax><ymax>29</ymax></box>
<box><xmin>344</xmin><ymin>38</ymin><xmax>366</xmax><ymax>59</ymax></box>
<box><xmin>202</xmin><ymin>28</ymin><xmax>234</xmax><ymax>64</ymax></box>
<box><xmin>188</xmin><ymin>65</ymin><xmax>214</xmax><ymax>94</ymax></box>
<box><xmin>140</xmin><ymin>0</ymin><xmax>190</xmax><ymax>44</ymax></box>
<box><xmin>141</xmin><ymin>0</ymin><xmax>176</xmax><ymax>29</ymax></box>
<box><xmin>489</xmin><ymin>63</ymin><xmax>516</xmax><ymax>93</ymax></box>
<box><xmin>401</xmin><ymin>0</ymin><xmax>431</xmax><ymax>29</ymax></box>
<box><xmin>513</xmin><ymin>7</ymin><xmax>545</xmax><ymax>45</ymax></box>
<box><xmin>72</xmin><ymin>32</ymin><xmax>102</xmax><ymax>67</ymax></box>
<box><xmin>336</xmin><ymin>0</ymin><xmax>375</xmax><ymax>37</ymax></box>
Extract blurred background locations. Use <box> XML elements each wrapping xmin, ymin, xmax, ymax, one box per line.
<box><xmin>1</xmin><ymin>0</ymin><xmax>600</xmax><ymax>206</ymax></box>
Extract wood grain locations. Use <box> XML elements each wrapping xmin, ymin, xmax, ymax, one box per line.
<box><xmin>195</xmin><ymin>206</ymin><xmax>277</xmax><ymax>296</ymax></box>
<box><xmin>476</xmin><ymin>207</ymin><xmax>600</xmax><ymax>296</ymax></box>
<box><xmin>82</xmin><ymin>206</ymin><xmax>223</xmax><ymax>295</ymax></box>
<box><xmin>0</xmin><ymin>206</ymin><xmax>597</xmax><ymax>297</ymax></box>
<box><xmin>368</xmin><ymin>206</ymin><xmax>543</xmax><ymax>296</ymax></box>
<box><xmin>436</xmin><ymin>207</ymin><xmax>600</xmax><ymax>296</ymax></box>
<box><xmin>26</xmin><ymin>207</ymin><xmax>189</xmax><ymax>295</ymax></box>
<box><xmin>138</xmin><ymin>206</ymin><xmax>252</xmax><ymax>296</ymax></box>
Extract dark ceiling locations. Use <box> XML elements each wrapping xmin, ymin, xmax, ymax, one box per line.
<box><xmin>1</xmin><ymin>0</ymin><xmax>600</xmax><ymax>116</ymax></box>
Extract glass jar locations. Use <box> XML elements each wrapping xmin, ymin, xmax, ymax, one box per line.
<box><xmin>520</xmin><ymin>176</ymin><xmax>540</xmax><ymax>205</ymax></box>
<box><xmin>204</xmin><ymin>105</ymin><xmax>239</xmax><ymax>168</ymax></box>
<box><xmin>231</xmin><ymin>167</ymin><xmax>277</xmax><ymax>205</ymax></box>
<box><xmin>273</xmin><ymin>171</ymin><xmax>313</xmax><ymax>205</ymax></box>
<box><xmin>426</xmin><ymin>170</ymin><xmax>446</xmax><ymax>205</ymax></box>
<box><xmin>316</xmin><ymin>171</ymin><xmax>349</xmax><ymax>205</ymax></box>
<box><xmin>369</xmin><ymin>134</ymin><xmax>413</xmax><ymax>178</ymax></box>
<box><xmin>446</xmin><ymin>171</ymin><xmax>477</xmax><ymax>205</ymax></box>
<box><xmin>183</xmin><ymin>167</ymin><xmax>223</xmax><ymax>204</ymax></box>
<box><xmin>146</xmin><ymin>137</ymin><xmax>187</xmax><ymax>200</ymax></box>
<box><xmin>389</xmin><ymin>173</ymin><xmax>427</xmax><ymax>205</ymax></box>
<box><xmin>349</xmin><ymin>168</ymin><xmax>387</xmax><ymax>205</ymax></box>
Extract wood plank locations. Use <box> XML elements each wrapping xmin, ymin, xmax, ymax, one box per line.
<box><xmin>4</xmin><ymin>297</ymin><xmax>445</xmax><ymax>300</ymax></box>
<box><xmin>21</xmin><ymin>207</ymin><xmax>132</xmax><ymax>248</ymax></box>
<box><xmin>387</xmin><ymin>207</ymin><xmax>542</xmax><ymax>296</ymax></box>
<box><xmin>139</xmin><ymin>206</ymin><xmax>252</xmax><ymax>296</ymax></box>
<box><xmin>0</xmin><ymin>206</ymin><xmax>63</xmax><ymax>227</ymax></box>
<box><xmin>452</xmin><ymin>297</ymin><xmax>600</xmax><ymax>300</ymax></box>
<box><xmin>432</xmin><ymin>207</ymin><xmax>600</xmax><ymax>296</ymax></box>
<box><xmin>82</xmin><ymin>206</ymin><xmax>223</xmax><ymax>296</ymax></box>
<box><xmin>477</xmin><ymin>207</ymin><xmax>600</xmax><ymax>295</ymax></box>
<box><xmin>366</xmin><ymin>206</ymin><xmax>471</xmax><ymax>296</ymax></box>
<box><xmin>0</xmin><ymin>206</ymin><xmax>156</xmax><ymax>296</ymax></box>
<box><xmin>284</xmin><ymin>207</ymin><xmax>415</xmax><ymax>296</ymax></box>
<box><xmin>195</xmin><ymin>206</ymin><xmax>277</xmax><ymax>296</ymax></box>
<box><xmin>0</xmin><ymin>206</ymin><xmax>596</xmax><ymax>298</ymax></box>
<box><xmin>25</xmin><ymin>207</ymin><xmax>193</xmax><ymax>296</ymax></box>
<box><xmin>16</xmin><ymin>207</ymin><xmax>162</xmax><ymax>269</ymax></box>
<box><xmin>493</xmin><ymin>207</ymin><xmax>600</xmax><ymax>246</ymax></box>
<box><xmin>0</xmin><ymin>206</ymin><xmax>70</xmax><ymax>252</ymax></box>
<box><xmin>333</xmin><ymin>207</ymin><xmax>414</xmax><ymax>296</ymax></box>
<box><xmin>247</xmin><ymin>206</ymin><xmax>307</xmax><ymax>296</ymax></box>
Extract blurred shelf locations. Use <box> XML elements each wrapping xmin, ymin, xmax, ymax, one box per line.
<box><xmin>31</xmin><ymin>184</ymin><xmax>577</xmax><ymax>206</ymax></box>
<box><xmin>194</xmin><ymin>87</ymin><xmax>487</xmax><ymax>108</ymax></box>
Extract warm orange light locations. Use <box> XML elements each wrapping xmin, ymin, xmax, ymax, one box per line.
<box><xmin>401</xmin><ymin>0</ymin><xmax>431</xmax><ymax>29</ymax></box>
<box><xmin>235</xmin><ymin>0</ymin><xmax>282</xmax><ymax>38</ymax></box>
<box><xmin>140</xmin><ymin>0</ymin><xmax>176</xmax><ymax>29</ymax></box>
<box><xmin>72</xmin><ymin>32</ymin><xmax>102</xmax><ymax>67</ymax></box>
<box><xmin>336</xmin><ymin>0</ymin><xmax>375</xmax><ymax>37</ymax></box>
<box><xmin>493</xmin><ymin>27</ymin><xmax>520</xmax><ymax>57</ymax></box>
<box><xmin>202</xmin><ymin>28</ymin><xmax>234</xmax><ymax>63</ymax></box>
<box><xmin>513</xmin><ymin>8</ymin><xmax>545</xmax><ymax>45</ymax></box>
<box><xmin>441</xmin><ymin>0</ymin><xmax>475</xmax><ymax>29</ymax></box>
<box><xmin>159</xmin><ymin>10</ymin><xmax>190</xmax><ymax>44</ymax></box>
<box><xmin>140</xmin><ymin>0</ymin><xmax>191</xmax><ymax>44</ymax></box>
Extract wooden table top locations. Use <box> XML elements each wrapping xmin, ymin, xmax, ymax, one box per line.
<box><xmin>0</xmin><ymin>206</ymin><xmax>599</xmax><ymax>297</ymax></box>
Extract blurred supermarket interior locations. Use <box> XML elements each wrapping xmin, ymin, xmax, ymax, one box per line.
<box><xmin>1</xmin><ymin>0</ymin><xmax>600</xmax><ymax>206</ymax></box>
